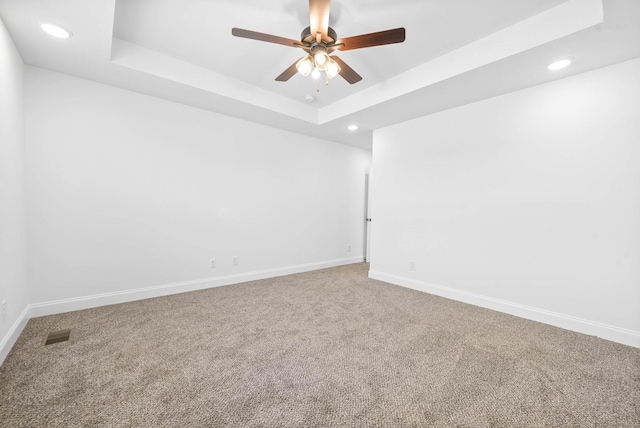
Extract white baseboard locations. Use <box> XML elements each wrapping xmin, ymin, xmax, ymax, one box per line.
<box><xmin>0</xmin><ymin>305</ymin><xmax>30</xmax><ymax>366</ymax></box>
<box><xmin>29</xmin><ymin>257</ymin><xmax>364</xmax><ymax>318</ymax></box>
<box><xmin>0</xmin><ymin>257</ymin><xmax>363</xmax><ymax>365</ymax></box>
<box><xmin>369</xmin><ymin>270</ymin><xmax>640</xmax><ymax>349</ymax></box>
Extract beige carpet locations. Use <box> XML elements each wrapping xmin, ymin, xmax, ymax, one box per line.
<box><xmin>1</xmin><ymin>263</ymin><xmax>639</xmax><ymax>427</ymax></box>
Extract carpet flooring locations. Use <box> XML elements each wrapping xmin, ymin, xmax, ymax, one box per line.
<box><xmin>1</xmin><ymin>263</ymin><xmax>639</xmax><ymax>427</ymax></box>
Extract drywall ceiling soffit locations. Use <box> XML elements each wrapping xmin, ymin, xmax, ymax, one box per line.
<box><xmin>1</xmin><ymin>0</ymin><xmax>638</xmax><ymax>149</ymax></box>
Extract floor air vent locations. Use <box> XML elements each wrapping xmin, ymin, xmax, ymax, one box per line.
<box><xmin>44</xmin><ymin>329</ymin><xmax>72</xmax><ymax>346</ymax></box>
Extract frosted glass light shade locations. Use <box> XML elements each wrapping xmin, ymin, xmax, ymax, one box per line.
<box><xmin>325</xmin><ymin>59</ymin><xmax>341</xmax><ymax>79</ymax></box>
<box><xmin>314</xmin><ymin>51</ymin><xmax>330</xmax><ymax>70</ymax></box>
<box><xmin>296</xmin><ymin>56</ymin><xmax>314</xmax><ymax>77</ymax></box>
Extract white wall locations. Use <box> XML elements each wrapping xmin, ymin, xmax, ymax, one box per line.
<box><xmin>25</xmin><ymin>67</ymin><xmax>371</xmax><ymax>309</ymax></box>
<box><xmin>0</xmin><ymin>17</ymin><xmax>29</xmax><ymax>361</ymax></box>
<box><xmin>370</xmin><ymin>58</ymin><xmax>640</xmax><ymax>347</ymax></box>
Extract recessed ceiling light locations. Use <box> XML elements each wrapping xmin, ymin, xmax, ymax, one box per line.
<box><xmin>41</xmin><ymin>23</ymin><xmax>72</xmax><ymax>39</ymax></box>
<box><xmin>548</xmin><ymin>58</ymin><xmax>572</xmax><ymax>70</ymax></box>
<box><xmin>348</xmin><ymin>124</ymin><xmax>359</xmax><ymax>131</ymax></box>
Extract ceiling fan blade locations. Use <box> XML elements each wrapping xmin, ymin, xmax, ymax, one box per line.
<box><xmin>331</xmin><ymin>56</ymin><xmax>362</xmax><ymax>84</ymax></box>
<box><xmin>275</xmin><ymin>58</ymin><xmax>304</xmax><ymax>82</ymax></box>
<box><xmin>232</xmin><ymin>28</ymin><xmax>302</xmax><ymax>48</ymax></box>
<box><xmin>337</xmin><ymin>27</ymin><xmax>405</xmax><ymax>51</ymax></box>
<box><xmin>309</xmin><ymin>0</ymin><xmax>330</xmax><ymax>40</ymax></box>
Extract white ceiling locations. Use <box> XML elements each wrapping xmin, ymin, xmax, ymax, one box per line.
<box><xmin>1</xmin><ymin>0</ymin><xmax>639</xmax><ymax>150</ymax></box>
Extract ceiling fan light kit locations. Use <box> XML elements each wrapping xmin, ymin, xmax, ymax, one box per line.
<box><xmin>296</xmin><ymin>53</ymin><xmax>341</xmax><ymax>80</ymax></box>
<box><xmin>232</xmin><ymin>0</ymin><xmax>405</xmax><ymax>85</ymax></box>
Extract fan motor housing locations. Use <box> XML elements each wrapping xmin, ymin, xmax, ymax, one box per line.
<box><xmin>301</xmin><ymin>26</ymin><xmax>338</xmax><ymax>45</ymax></box>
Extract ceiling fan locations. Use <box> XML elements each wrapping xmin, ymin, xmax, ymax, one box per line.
<box><xmin>231</xmin><ymin>0</ymin><xmax>405</xmax><ymax>84</ymax></box>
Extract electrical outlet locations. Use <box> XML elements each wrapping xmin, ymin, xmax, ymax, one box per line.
<box><xmin>232</xmin><ymin>256</ymin><xmax>239</xmax><ymax>266</ymax></box>
<box><xmin>409</xmin><ymin>261</ymin><xmax>416</xmax><ymax>271</ymax></box>
<box><xmin>210</xmin><ymin>259</ymin><xmax>216</xmax><ymax>269</ymax></box>
<box><xmin>347</xmin><ymin>245</ymin><xmax>351</xmax><ymax>252</ymax></box>
<box><xmin>1</xmin><ymin>300</ymin><xmax>6</xmax><ymax>321</ymax></box>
